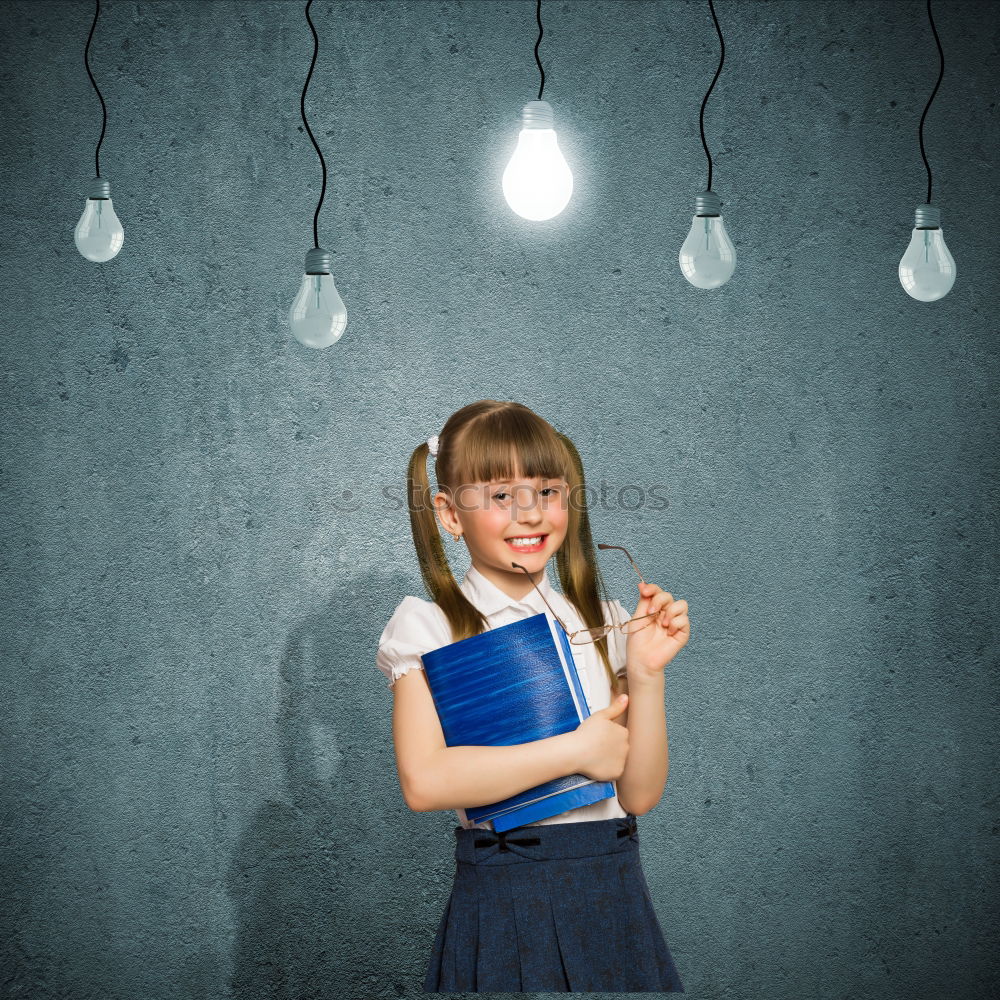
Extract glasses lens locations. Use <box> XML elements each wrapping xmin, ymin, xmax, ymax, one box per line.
<box><xmin>570</xmin><ymin>626</ymin><xmax>612</xmax><ymax>644</ymax></box>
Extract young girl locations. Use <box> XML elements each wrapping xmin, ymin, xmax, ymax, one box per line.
<box><xmin>376</xmin><ymin>400</ymin><xmax>690</xmax><ymax>993</ymax></box>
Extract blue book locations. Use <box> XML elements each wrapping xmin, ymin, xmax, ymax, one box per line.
<box><xmin>419</xmin><ymin>611</ymin><xmax>615</xmax><ymax>833</ymax></box>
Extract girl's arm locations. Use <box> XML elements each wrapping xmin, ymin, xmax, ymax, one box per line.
<box><xmin>613</xmin><ymin>671</ymin><xmax>669</xmax><ymax>817</ymax></box>
<box><xmin>613</xmin><ymin>581</ymin><xmax>690</xmax><ymax>816</ymax></box>
<box><xmin>391</xmin><ymin>667</ymin><xmax>584</xmax><ymax>811</ymax></box>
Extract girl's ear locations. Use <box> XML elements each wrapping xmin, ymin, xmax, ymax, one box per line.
<box><xmin>433</xmin><ymin>492</ymin><xmax>459</xmax><ymax>536</ymax></box>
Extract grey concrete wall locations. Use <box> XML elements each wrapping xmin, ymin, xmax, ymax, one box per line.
<box><xmin>1</xmin><ymin>0</ymin><xmax>997</xmax><ymax>997</ymax></box>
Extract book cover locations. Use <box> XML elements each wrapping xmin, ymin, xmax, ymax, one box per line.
<box><xmin>419</xmin><ymin>610</ymin><xmax>615</xmax><ymax>832</ymax></box>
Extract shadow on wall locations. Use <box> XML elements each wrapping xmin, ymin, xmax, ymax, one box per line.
<box><xmin>223</xmin><ymin>568</ymin><xmax>450</xmax><ymax>998</ymax></box>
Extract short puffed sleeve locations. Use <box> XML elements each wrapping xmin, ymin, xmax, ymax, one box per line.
<box><xmin>375</xmin><ymin>596</ymin><xmax>450</xmax><ymax>689</ymax></box>
<box><xmin>602</xmin><ymin>598</ymin><xmax>632</xmax><ymax>677</ymax></box>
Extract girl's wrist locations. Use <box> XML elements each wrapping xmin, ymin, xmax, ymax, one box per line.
<box><xmin>625</xmin><ymin>661</ymin><xmax>665</xmax><ymax>688</ymax></box>
<box><xmin>553</xmin><ymin>729</ymin><xmax>587</xmax><ymax>776</ymax></box>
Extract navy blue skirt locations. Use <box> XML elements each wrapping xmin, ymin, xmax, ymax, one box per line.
<box><xmin>423</xmin><ymin>813</ymin><xmax>684</xmax><ymax>993</ymax></box>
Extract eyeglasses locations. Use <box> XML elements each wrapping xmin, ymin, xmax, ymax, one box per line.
<box><xmin>510</xmin><ymin>543</ymin><xmax>658</xmax><ymax>645</ymax></box>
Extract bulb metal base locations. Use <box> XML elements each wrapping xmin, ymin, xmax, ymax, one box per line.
<box><xmin>914</xmin><ymin>203</ymin><xmax>941</xmax><ymax>229</ymax></box>
<box><xmin>695</xmin><ymin>190</ymin><xmax>722</xmax><ymax>217</ymax></box>
<box><xmin>520</xmin><ymin>100</ymin><xmax>555</xmax><ymax>129</ymax></box>
<box><xmin>88</xmin><ymin>177</ymin><xmax>111</xmax><ymax>200</ymax></box>
<box><xmin>304</xmin><ymin>247</ymin><xmax>332</xmax><ymax>275</ymax></box>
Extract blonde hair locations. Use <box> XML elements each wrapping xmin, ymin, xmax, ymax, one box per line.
<box><xmin>406</xmin><ymin>400</ymin><xmax>623</xmax><ymax>694</ymax></box>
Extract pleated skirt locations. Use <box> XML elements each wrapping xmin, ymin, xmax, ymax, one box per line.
<box><xmin>423</xmin><ymin>813</ymin><xmax>684</xmax><ymax>993</ymax></box>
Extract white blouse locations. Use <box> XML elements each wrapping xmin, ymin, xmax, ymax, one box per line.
<box><xmin>376</xmin><ymin>564</ymin><xmax>632</xmax><ymax>830</ymax></box>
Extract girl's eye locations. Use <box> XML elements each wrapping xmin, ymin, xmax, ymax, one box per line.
<box><xmin>492</xmin><ymin>487</ymin><xmax>561</xmax><ymax>501</ymax></box>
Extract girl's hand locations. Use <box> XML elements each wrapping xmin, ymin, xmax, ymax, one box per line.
<box><xmin>572</xmin><ymin>695</ymin><xmax>630</xmax><ymax>781</ymax></box>
<box><xmin>624</xmin><ymin>581</ymin><xmax>690</xmax><ymax>680</ymax></box>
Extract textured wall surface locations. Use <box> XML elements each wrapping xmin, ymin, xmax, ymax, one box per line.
<box><xmin>1</xmin><ymin>1</ymin><xmax>998</xmax><ymax>997</ymax></box>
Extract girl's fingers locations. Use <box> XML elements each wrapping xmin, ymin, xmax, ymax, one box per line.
<box><xmin>654</xmin><ymin>593</ymin><xmax>673</xmax><ymax>615</ymax></box>
<box><xmin>637</xmin><ymin>582</ymin><xmax>662</xmax><ymax>617</ymax></box>
<box><xmin>658</xmin><ymin>599</ymin><xmax>687</xmax><ymax>622</ymax></box>
<box><xmin>652</xmin><ymin>601</ymin><xmax>673</xmax><ymax>626</ymax></box>
<box><xmin>638</xmin><ymin>585</ymin><xmax>687</xmax><ymax>625</ymax></box>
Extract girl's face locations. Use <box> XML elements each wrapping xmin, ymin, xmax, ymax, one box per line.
<box><xmin>435</xmin><ymin>469</ymin><xmax>570</xmax><ymax>588</ymax></box>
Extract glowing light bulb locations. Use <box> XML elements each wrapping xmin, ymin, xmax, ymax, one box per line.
<box><xmin>898</xmin><ymin>203</ymin><xmax>956</xmax><ymax>302</ymax></box>
<box><xmin>289</xmin><ymin>247</ymin><xmax>347</xmax><ymax>349</ymax></box>
<box><xmin>74</xmin><ymin>178</ymin><xmax>124</xmax><ymax>262</ymax></box>
<box><xmin>502</xmin><ymin>100</ymin><xmax>573</xmax><ymax>221</ymax></box>
<box><xmin>679</xmin><ymin>191</ymin><xmax>735</xmax><ymax>289</ymax></box>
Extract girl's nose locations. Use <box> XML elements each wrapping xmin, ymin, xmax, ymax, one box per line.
<box><xmin>515</xmin><ymin>508</ymin><xmax>543</xmax><ymax>527</ymax></box>
<box><xmin>511</xmin><ymin>485</ymin><xmax>545</xmax><ymax>514</ymax></box>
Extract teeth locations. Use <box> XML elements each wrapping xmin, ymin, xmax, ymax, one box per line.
<box><xmin>509</xmin><ymin>536</ymin><xmax>544</xmax><ymax>547</ymax></box>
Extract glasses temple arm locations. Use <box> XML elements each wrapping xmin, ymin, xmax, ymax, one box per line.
<box><xmin>511</xmin><ymin>562</ymin><xmax>571</xmax><ymax>634</ymax></box>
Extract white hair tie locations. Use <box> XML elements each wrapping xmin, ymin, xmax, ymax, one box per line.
<box><xmin>427</xmin><ymin>434</ymin><xmax>440</xmax><ymax>457</ymax></box>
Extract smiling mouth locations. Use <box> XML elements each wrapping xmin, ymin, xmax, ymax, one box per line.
<box><xmin>505</xmin><ymin>534</ymin><xmax>548</xmax><ymax>551</ymax></box>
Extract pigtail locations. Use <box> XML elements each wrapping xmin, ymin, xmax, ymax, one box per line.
<box><xmin>407</xmin><ymin>439</ymin><xmax>489</xmax><ymax>643</ymax></box>
<box><xmin>555</xmin><ymin>432</ymin><xmax>622</xmax><ymax>694</ymax></box>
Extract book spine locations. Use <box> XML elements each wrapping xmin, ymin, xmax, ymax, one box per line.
<box><xmin>549</xmin><ymin>614</ymin><xmax>591</xmax><ymax>721</ymax></box>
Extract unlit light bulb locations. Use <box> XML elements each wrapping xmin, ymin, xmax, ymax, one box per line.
<box><xmin>289</xmin><ymin>247</ymin><xmax>348</xmax><ymax>350</ymax></box>
<box><xmin>898</xmin><ymin>203</ymin><xmax>956</xmax><ymax>302</ymax></box>
<box><xmin>679</xmin><ymin>191</ymin><xmax>736</xmax><ymax>289</ymax></box>
<box><xmin>502</xmin><ymin>100</ymin><xmax>573</xmax><ymax>221</ymax></box>
<box><xmin>74</xmin><ymin>178</ymin><xmax>124</xmax><ymax>262</ymax></box>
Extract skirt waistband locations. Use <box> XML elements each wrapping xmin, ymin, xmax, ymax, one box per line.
<box><xmin>453</xmin><ymin>813</ymin><xmax>639</xmax><ymax>865</ymax></box>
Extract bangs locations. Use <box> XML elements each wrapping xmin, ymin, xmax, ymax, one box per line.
<box><xmin>451</xmin><ymin>407</ymin><xmax>572</xmax><ymax>486</ymax></box>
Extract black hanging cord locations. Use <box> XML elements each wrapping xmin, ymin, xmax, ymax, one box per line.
<box><xmin>84</xmin><ymin>0</ymin><xmax>108</xmax><ymax>178</ymax></box>
<box><xmin>534</xmin><ymin>0</ymin><xmax>545</xmax><ymax>100</ymax></box>
<box><xmin>919</xmin><ymin>0</ymin><xmax>944</xmax><ymax>205</ymax></box>
<box><xmin>301</xmin><ymin>0</ymin><xmax>327</xmax><ymax>249</ymax></box>
<box><xmin>700</xmin><ymin>0</ymin><xmax>725</xmax><ymax>192</ymax></box>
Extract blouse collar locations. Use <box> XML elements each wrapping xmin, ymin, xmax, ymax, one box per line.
<box><xmin>460</xmin><ymin>563</ymin><xmax>557</xmax><ymax>617</ymax></box>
